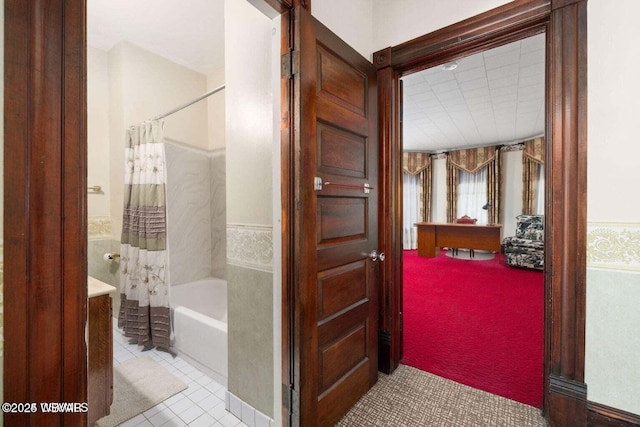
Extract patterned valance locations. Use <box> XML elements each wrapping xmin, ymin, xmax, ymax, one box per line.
<box><xmin>403</xmin><ymin>151</ymin><xmax>431</xmax><ymax>176</ymax></box>
<box><xmin>523</xmin><ymin>137</ymin><xmax>545</xmax><ymax>165</ymax></box>
<box><xmin>448</xmin><ymin>146</ymin><xmax>497</xmax><ymax>173</ymax></box>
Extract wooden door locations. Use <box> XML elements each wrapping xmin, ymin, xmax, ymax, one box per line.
<box><xmin>292</xmin><ymin>7</ymin><xmax>379</xmax><ymax>427</ymax></box>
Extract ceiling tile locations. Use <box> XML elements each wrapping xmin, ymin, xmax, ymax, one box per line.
<box><xmin>401</xmin><ymin>35</ymin><xmax>545</xmax><ymax>152</ymax></box>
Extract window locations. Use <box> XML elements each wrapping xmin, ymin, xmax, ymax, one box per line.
<box><xmin>456</xmin><ymin>167</ymin><xmax>488</xmax><ymax>224</ymax></box>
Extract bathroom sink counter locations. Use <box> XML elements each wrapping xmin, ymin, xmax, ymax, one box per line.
<box><xmin>88</xmin><ymin>276</ymin><xmax>116</xmax><ymax>298</ymax></box>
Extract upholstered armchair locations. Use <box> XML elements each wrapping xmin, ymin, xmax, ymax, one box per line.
<box><xmin>502</xmin><ymin>214</ymin><xmax>544</xmax><ymax>270</ymax></box>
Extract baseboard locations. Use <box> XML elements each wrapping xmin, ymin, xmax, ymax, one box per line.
<box><xmin>378</xmin><ymin>330</ymin><xmax>392</xmax><ymax>374</ymax></box>
<box><xmin>547</xmin><ymin>375</ymin><xmax>588</xmax><ymax>426</ymax></box>
<box><xmin>226</xmin><ymin>390</ymin><xmax>275</xmax><ymax>427</ymax></box>
<box><xmin>588</xmin><ymin>401</ymin><xmax>640</xmax><ymax>427</ymax></box>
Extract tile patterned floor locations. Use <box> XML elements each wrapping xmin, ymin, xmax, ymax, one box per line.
<box><xmin>110</xmin><ymin>320</ymin><xmax>247</xmax><ymax>427</ymax></box>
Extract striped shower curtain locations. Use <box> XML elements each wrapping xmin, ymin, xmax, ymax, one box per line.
<box><xmin>118</xmin><ymin>120</ymin><xmax>171</xmax><ymax>349</ymax></box>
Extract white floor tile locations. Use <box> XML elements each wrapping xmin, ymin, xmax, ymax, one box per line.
<box><xmin>184</xmin><ymin>383</ymin><xmax>203</xmax><ymax>396</ymax></box>
<box><xmin>178</xmin><ymin>404</ymin><xmax>206</xmax><ymax>425</ymax></box>
<box><xmin>196</xmin><ymin>374</ymin><xmax>214</xmax><ymax>388</ymax></box>
<box><xmin>198</xmin><ymin>395</ymin><xmax>225</xmax><ymax>414</ymax></box>
<box><xmin>189</xmin><ymin>412</ymin><xmax>218</xmax><ymax>427</ymax></box>
<box><xmin>167</xmin><ymin>396</ymin><xmax>193</xmax><ymax>415</ymax></box>
<box><xmin>217</xmin><ymin>412</ymin><xmax>242</xmax><ymax>427</ymax></box>
<box><xmin>120</xmin><ymin>413</ymin><xmax>147</xmax><ymax>427</ymax></box>
<box><xmin>147</xmin><ymin>407</ymin><xmax>179</xmax><ymax>426</ymax></box>
<box><xmin>110</xmin><ymin>321</ymin><xmax>236</xmax><ymax>427</ymax></box>
<box><xmin>205</xmin><ymin>381</ymin><xmax>223</xmax><ymax>394</ymax></box>
<box><xmin>205</xmin><ymin>401</ymin><xmax>229</xmax><ymax>421</ymax></box>
<box><xmin>163</xmin><ymin>393</ymin><xmax>186</xmax><ymax>408</ymax></box>
<box><xmin>188</xmin><ymin>387</ymin><xmax>213</xmax><ymax>404</ymax></box>
<box><xmin>159</xmin><ymin>417</ymin><xmax>187</xmax><ymax>427</ymax></box>
<box><xmin>143</xmin><ymin>402</ymin><xmax>167</xmax><ymax>419</ymax></box>
<box><xmin>214</xmin><ymin>387</ymin><xmax>226</xmax><ymax>401</ymax></box>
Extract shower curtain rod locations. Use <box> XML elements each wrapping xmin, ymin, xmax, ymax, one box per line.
<box><xmin>152</xmin><ymin>84</ymin><xmax>225</xmax><ymax>121</ymax></box>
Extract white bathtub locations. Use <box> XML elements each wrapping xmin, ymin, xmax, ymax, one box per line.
<box><xmin>171</xmin><ymin>278</ymin><xmax>227</xmax><ymax>386</ymax></box>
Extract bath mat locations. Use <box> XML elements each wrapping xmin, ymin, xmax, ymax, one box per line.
<box><xmin>96</xmin><ymin>355</ymin><xmax>187</xmax><ymax>427</ymax></box>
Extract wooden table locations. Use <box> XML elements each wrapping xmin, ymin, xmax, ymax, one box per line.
<box><xmin>415</xmin><ymin>223</ymin><xmax>502</xmax><ymax>257</ymax></box>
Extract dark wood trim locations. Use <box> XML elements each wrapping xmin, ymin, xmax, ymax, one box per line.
<box><xmin>588</xmin><ymin>401</ymin><xmax>640</xmax><ymax>427</ymax></box>
<box><xmin>375</xmin><ymin>0</ymin><xmax>589</xmax><ymax>425</ymax></box>
<box><xmin>376</xmin><ymin>65</ymin><xmax>402</xmax><ymax>374</ymax></box>
<box><xmin>4</xmin><ymin>0</ymin><xmax>88</xmax><ymax>425</ymax></box>
<box><xmin>280</xmin><ymin>8</ymin><xmax>296</xmax><ymax>427</ymax></box>
<box><xmin>545</xmin><ymin>1</ymin><xmax>588</xmax><ymax>425</ymax></box>
<box><xmin>374</xmin><ymin>0</ymin><xmax>550</xmax><ymax>74</ymax></box>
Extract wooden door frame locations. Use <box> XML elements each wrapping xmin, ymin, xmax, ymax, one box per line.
<box><xmin>4</xmin><ymin>0</ymin><xmax>88</xmax><ymax>425</ymax></box>
<box><xmin>374</xmin><ymin>0</ymin><xmax>588</xmax><ymax>425</ymax></box>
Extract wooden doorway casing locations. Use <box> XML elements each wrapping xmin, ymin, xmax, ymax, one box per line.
<box><xmin>373</xmin><ymin>1</ymin><xmax>588</xmax><ymax>426</ymax></box>
<box><xmin>3</xmin><ymin>0</ymin><xmax>588</xmax><ymax>426</ymax></box>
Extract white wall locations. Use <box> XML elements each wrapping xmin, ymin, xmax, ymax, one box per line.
<box><xmin>312</xmin><ymin>0</ymin><xmax>374</xmax><ymax>60</ymax></box>
<box><xmin>225</xmin><ymin>12</ymin><xmax>273</xmax><ymax>225</ymax></box>
<box><xmin>371</xmin><ymin>0</ymin><xmax>511</xmax><ymax>53</ymax></box>
<box><xmin>501</xmin><ymin>148</ymin><xmax>524</xmax><ymax>236</ymax></box>
<box><xmin>431</xmin><ymin>157</ymin><xmax>447</xmax><ymax>222</ymax></box>
<box><xmin>585</xmin><ymin>0</ymin><xmax>640</xmax><ymax>416</ymax></box>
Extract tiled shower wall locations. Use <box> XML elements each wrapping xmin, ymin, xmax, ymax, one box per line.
<box><xmin>165</xmin><ymin>142</ymin><xmax>226</xmax><ymax>286</ymax></box>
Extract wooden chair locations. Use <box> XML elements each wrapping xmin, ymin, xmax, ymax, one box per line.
<box><xmin>452</xmin><ymin>215</ymin><xmax>477</xmax><ymax>257</ymax></box>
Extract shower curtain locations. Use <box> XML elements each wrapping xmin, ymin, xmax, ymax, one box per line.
<box><xmin>118</xmin><ymin>120</ymin><xmax>171</xmax><ymax>349</ymax></box>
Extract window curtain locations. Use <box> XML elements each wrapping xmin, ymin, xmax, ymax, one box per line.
<box><xmin>457</xmin><ymin>167</ymin><xmax>488</xmax><ymax>224</ymax></box>
<box><xmin>522</xmin><ymin>137</ymin><xmax>545</xmax><ymax>215</ymax></box>
<box><xmin>402</xmin><ymin>152</ymin><xmax>432</xmax><ymax>249</ymax></box>
<box><xmin>118</xmin><ymin>120</ymin><xmax>171</xmax><ymax>349</ymax></box>
<box><xmin>403</xmin><ymin>173</ymin><xmax>420</xmax><ymax>249</ymax></box>
<box><xmin>446</xmin><ymin>146</ymin><xmax>500</xmax><ymax>224</ymax></box>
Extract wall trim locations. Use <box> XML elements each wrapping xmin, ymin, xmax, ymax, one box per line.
<box><xmin>88</xmin><ymin>216</ymin><xmax>113</xmax><ymax>241</ymax></box>
<box><xmin>550</xmin><ymin>374</ymin><xmax>588</xmax><ymax>402</ymax></box>
<box><xmin>587</xmin><ymin>222</ymin><xmax>640</xmax><ymax>272</ymax></box>
<box><xmin>588</xmin><ymin>401</ymin><xmax>640</xmax><ymax>426</ymax></box>
<box><xmin>227</xmin><ymin>224</ymin><xmax>274</xmax><ymax>272</ymax></box>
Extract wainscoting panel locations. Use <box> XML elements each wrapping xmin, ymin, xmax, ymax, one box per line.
<box><xmin>586</xmin><ymin>221</ymin><xmax>640</xmax><ymax>418</ymax></box>
<box><xmin>227</xmin><ymin>224</ymin><xmax>273</xmax><ymax>272</ymax></box>
<box><xmin>587</xmin><ymin>222</ymin><xmax>640</xmax><ymax>272</ymax></box>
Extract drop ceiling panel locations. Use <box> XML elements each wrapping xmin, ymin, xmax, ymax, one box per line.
<box><xmin>402</xmin><ymin>33</ymin><xmax>545</xmax><ymax>152</ymax></box>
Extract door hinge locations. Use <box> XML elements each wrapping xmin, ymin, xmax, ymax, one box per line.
<box><xmin>282</xmin><ymin>383</ymin><xmax>299</xmax><ymax>427</ymax></box>
<box><xmin>281</xmin><ymin>50</ymin><xmax>300</xmax><ymax>78</ymax></box>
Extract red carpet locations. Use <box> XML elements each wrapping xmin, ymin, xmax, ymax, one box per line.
<box><xmin>401</xmin><ymin>250</ymin><xmax>544</xmax><ymax>408</ymax></box>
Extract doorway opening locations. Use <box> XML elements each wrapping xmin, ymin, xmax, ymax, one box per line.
<box><xmin>399</xmin><ymin>34</ymin><xmax>546</xmax><ymax>408</ymax></box>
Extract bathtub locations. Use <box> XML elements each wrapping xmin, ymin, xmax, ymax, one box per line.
<box><xmin>171</xmin><ymin>278</ymin><xmax>227</xmax><ymax>386</ymax></box>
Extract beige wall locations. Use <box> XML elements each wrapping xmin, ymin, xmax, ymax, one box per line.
<box><xmin>106</xmin><ymin>42</ymin><xmax>209</xmax><ymax>238</ymax></box>
<box><xmin>88</xmin><ymin>46</ymin><xmax>111</xmax><ymax>218</ymax></box>
<box><xmin>207</xmin><ymin>68</ymin><xmax>226</xmax><ymax>151</ymax></box>
<box><xmin>225</xmin><ymin>0</ymin><xmax>277</xmax><ymax>421</ymax></box>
